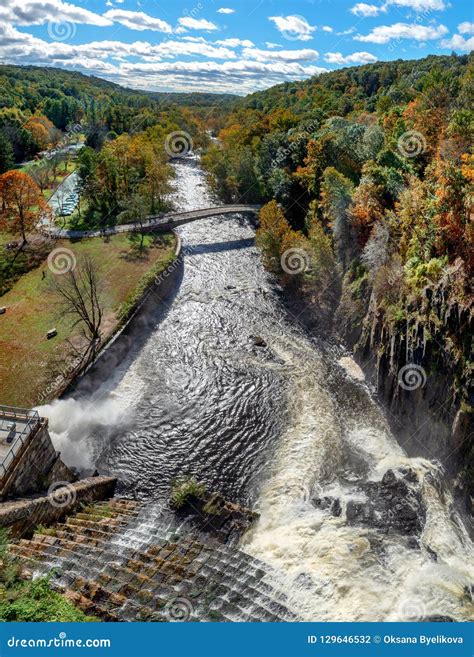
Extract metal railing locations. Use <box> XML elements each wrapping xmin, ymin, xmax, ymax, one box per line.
<box><xmin>0</xmin><ymin>406</ymin><xmax>40</xmax><ymax>480</ymax></box>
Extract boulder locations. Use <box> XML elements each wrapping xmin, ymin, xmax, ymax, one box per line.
<box><xmin>312</xmin><ymin>468</ymin><xmax>426</xmax><ymax>536</ymax></box>
<box><xmin>251</xmin><ymin>335</ymin><xmax>266</xmax><ymax>347</ymax></box>
<box><xmin>349</xmin><ymin>469</ymin><xmax>426</xmax><ymax>535</ymax></box>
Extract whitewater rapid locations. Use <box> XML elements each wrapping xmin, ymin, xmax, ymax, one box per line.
<box><xmin>39</xmin><ymin>157</ymin><xmax>473</xmax><ymax>622</ymax></box>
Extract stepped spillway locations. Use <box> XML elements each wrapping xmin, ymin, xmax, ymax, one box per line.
<box><xmin>11</xmin><ymin>498</ymin><xmax>298</xmax><ymax>622</ymax></box>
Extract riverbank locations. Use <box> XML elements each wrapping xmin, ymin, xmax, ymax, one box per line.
<box><xmin>0</xmin><ymin>233</ymin><xmax>177</xmax><ymax>407</ymax></box>
<box><xmin>25</xmin><ymin>156</ymin><xmax>473</xmax><ymax>623</ymax></box>
<box><xmin>278</xmin><ymin>266</ymin><xmax>473</xmax><ymax>519</ymax></box>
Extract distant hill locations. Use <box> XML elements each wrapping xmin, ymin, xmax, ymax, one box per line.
<box><xmin>0</xmin><ymin>64</ymin><xmax>238</xmax><ymax>113</ymax></box>
<box><xmin>0</xmin><ymin>64</ymin><xmax>237</xmax><ymax>166</ymax></box>
<box><xmin>240</xmin><ymin>54</ymin><xmax>471</xmax><ymax>117</ymax></box>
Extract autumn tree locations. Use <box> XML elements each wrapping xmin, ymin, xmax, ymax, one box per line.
<box><xmin>300</xmin><ymin>203</ymin><xmax>339</xmax><ymax>310</ymax></box>
<box><xmin>256</xmin><ymin>200</ymin><xmax>292</xmax><ymax>272</ymax></box>
<box><xmin>0</xmin><ymin>171</ymin><xmax>51</xmax><ymax>245</ymax></box>
<box><xmin>24</xmin><ymin>114</ymin><xmax>59</xmax><ymax>151</ymax></box>
<box><xmin>348</xmin><ymin>170</ymin><xmax>385</xmax><ymax>248</ymax></box>
<box><xmin>430</xmin><ymin>155</ymin><xmax>473</xmax><ymax>265</ymax></box>
<box><xmin>319</xmin><ymin>167</ymin><xmax>354</xmax><ymax>270</ymax></box>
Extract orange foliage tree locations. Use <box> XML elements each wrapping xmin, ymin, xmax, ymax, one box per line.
<box><xmin>431</xmin><ymin>154</ymin><xmax>473</xmax><ymax>269</ymax></box>
<box><xmin>256</xmin><ymin>200</ymin><xmax>292</xmax><ymax>272</ymax></box>
<box><xmin>24</xmin><ymin>115</ymin><xmax>58</xmax><ymax>151</ymax></box>
<box><xmin>348</xmin><ymin>178</ymin><xmax>385</xmax><ymax>247</ymax></box>
<box><xmin>0</xmin><ymin>171</ymin><xmax>52</xmax><ymax>245</ymax></box>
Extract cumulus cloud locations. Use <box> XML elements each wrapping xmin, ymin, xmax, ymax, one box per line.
<box><xmin>0</xmin><ymin>0</ymin><xmax>112</xmax><ymax>26</ymax></box>
<box><xmin>0</xmin><ymin>27</ymin><xmax>234</xmax><ymax>63</ymax></box>
<box><xmin>351</xmin><ymin>3</ymin><xmax>380</xmax><ymax>17</ymax></box>
<box><xmin>177</xmin><ymin>17</ymin><xmax>218</xmax><ymax>31</ymax></box>
<box><xmin>355</xmin><ymin>22</ymin><xmax>448</xmax><ymax>43</ymax></box>
<box><xmin>385</xmin><ymin>0</ymin><xmax>447</xmax><ymax>10</ymax></box>
<box><xmin>441</xmin><ymin>33</ymin><xmax>474</xmax><ymax>52</ymax></box>
<box><xmin>216</xmin><ymin>38</ymin><xmax>254</xmax><ymax>47</ymax></box>
<box><xmin>350</xmin><ymin>0</ymin><xmax>447</xmax><ymax>16</ymax></box>
<box><xmin>103</xmin><ymin>9</ymin><xmax>172</xmax><ymax>32</ymax></box>
<box><xmin>217</xmin><ymin>8</ymin><xmax>235</xmax><ymax>14</ymax></box>
<box><xmin>322</xmin><ymin>26</ymin><xmax>334</xmax><ymax>32</ymax></box>
<box><xmin>269</xmin><ymin>15</ymin><xmax>316</xmax><ymax>41</ymax></box>
<box><xmin>458</xmin><ymin>22</ymin><xmax>474</xmax><ymax>35</ymax></box>
<box><xmin>324</xmin><ymin>51</ymin><xmax>378</xmax><ymax>64</ymax></box>
<box><xmin>242</xmin><ymin>47</ymin><xmax>319</xmax><ymax>63</ymax></box>
<box><xmin>0</xmin><ymin>23</ymin><xmax>326</xmax><ymax>94</ymax></box>
<box><xmin>337</xmin><ymin>27</ymin><xmax>356</xmax><ymax>35</ymax></box>
<box><xmin>115</xmin><ymin>59</ymin><xmax>327</xmax><ymax>94</ymax></box>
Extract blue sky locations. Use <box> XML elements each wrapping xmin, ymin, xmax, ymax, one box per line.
<box><xmin>0</xmin><ymin>0</ymin><xmax>472</xmax><ymax>94</ymax></box>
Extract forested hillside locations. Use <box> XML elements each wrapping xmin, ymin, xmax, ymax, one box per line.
<box><xmin>0</xmin><ymin>65</ymin><xmax>233</xmax><ymax>168</ymax></box>
<box><xmin>203</xmin><ymin>53</ymin><xmax>473</xmax><ymax>506</ymax></box>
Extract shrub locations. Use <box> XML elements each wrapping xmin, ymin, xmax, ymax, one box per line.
<box><xmin>170</xmin><ymin>478</ymin><xmax>207</xmax><ymax>509</ymax></box>
<box><xmin>0</xmin><ymin>528</ymin><xmax>96</xmax><ymax>622</ymax></box>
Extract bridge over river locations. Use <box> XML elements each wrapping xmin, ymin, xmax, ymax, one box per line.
<box><xmin>44</xmin><ymin>205</ymin><xmax>261</xmax><ymax>239</ymax></box>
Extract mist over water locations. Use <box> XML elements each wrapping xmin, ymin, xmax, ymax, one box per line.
<box><xmin>39</xmin><ymin>157</ymin><xmax>473</xmax><ymax>621</ymax></box>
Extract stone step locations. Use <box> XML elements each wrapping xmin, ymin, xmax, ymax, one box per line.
<box><xmin>15</xmin><ymin>531</ymin><xmax>293</xmax><ymax>615</ymax></box>
<box><xmin>62</xmin><ymin>588</ymin><xmax>122</xmax><ymax>622</ymax></box>
<box><xmin>14</xmin><ymin>534</ymin><xmax>294</xmax><ymax>622</ymax></box>
<box><xmin>10</xmin><ymin>497</ymin><xmax>299</xmax><ymax>622</ymax></box>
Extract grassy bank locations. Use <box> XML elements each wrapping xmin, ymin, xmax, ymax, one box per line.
<box><xmin>0</xmin><ymin>233</ymin><xmax>176</xmax><ymax>406</ymax></box>
<box><xmin>0</xmin><ymin>529</ymin><xmax>95</xmax><ymax>622</ymax></box>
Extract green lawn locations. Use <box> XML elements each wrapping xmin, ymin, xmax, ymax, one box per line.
<box><xmin>0</xmin><ymin>233</ymin><xmax>53</xmax><ymax>296</ymax></box>
<box><xmin>0</xmin><ymin>233</ymin><xmax>176</xmax><ymax>406</ymax></box>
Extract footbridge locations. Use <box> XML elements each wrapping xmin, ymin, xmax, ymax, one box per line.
<box><xmin>45</xmin><ymin>205</ymin><xmax>261</xmax><ymax>239</ymax></box>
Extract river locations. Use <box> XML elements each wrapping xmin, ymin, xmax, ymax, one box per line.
<box><xmin>40</xmin><ymin>157</ymin><xmax>473</xmax><ymax>622</ymax></box>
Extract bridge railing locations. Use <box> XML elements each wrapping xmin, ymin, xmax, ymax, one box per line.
<box><xmin>41</xmin><ymin>205</ymin><xmax>261</xmax><ymax>239</ymax></box>
<box><xmin>0</xmin><ymin>407</ymin><xmax>40</xmax><ymax>480</ymax></box>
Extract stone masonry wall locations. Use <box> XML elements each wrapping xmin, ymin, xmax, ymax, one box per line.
<box><xmin>0</xmin><ymin>420</ymin><xmax>75</xmax><ymax>500</ymax></box>
<box><xmin>0</xmin><ymin>476</ymin><xmax>117</xmax><ymax>538</ymax></box>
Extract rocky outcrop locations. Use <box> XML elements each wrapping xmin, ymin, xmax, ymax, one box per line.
<box><xmin>333</xmin><ymin>262</ymin><xmax>473</xmax><ymax>516</ymax></box>
<box><xmin>313</xmin><ymin>468</ymin><xmax>426</xmax><ymax>537</ymax></box>
<box><xmin>175</xmin><ymin>491</ymin><xmax>259</xmax><ymax>544</ymax></box>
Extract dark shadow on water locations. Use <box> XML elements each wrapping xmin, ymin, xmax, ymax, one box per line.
<box><xmin>63</xmin><ymin>259</ymin><xmax>184</xmax><ymax>401</ymax></box>
<box><xmin>185</xmin><ymin>238</ymin><xmax>254</xmax><ymax>256</ymax></box>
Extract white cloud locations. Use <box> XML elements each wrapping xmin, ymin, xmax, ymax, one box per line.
<box><xmin>180</xmin><ymin>36</ymin><xmax>207</xmax><ymax>43</ymax></box>
<box><xmin>441</xmin><ymin>33</ymin><xmax>474</xmax><ymax>52</ymax></box>
<box><xmin>355</xmin><ymin>22</ymin><xmax>448</xmax><ymax>43</ymax></box>
<box><xmin>217</xmin><ymin>8</ymin><xmax>235</xmax><ymax>14</ymax></box>
<box><xmin>337</xmin><ymin>27</ymin><xmax>356</xmax><ymax>35</ymax></box>
<box><xmin>458</xmin><ymin>22</ymin><xmax>474</xmax><ymax>35</ymax></box>
<box><xmin>385</xmin><ymin>0</ymin><xmax>447</xmax><ymax>10</ymax></box>
<box><xmin>242</xmin><ymin>47</ymin><xmax>319</xmax><ymax>63</ymax></box>
<box><xmin>350</xmin><ymin>0</ymin><xmax>447</xmax><ymax>16</ymax></box>
<box><xmin>177</xmin><ymin>17</ymin><xmax>218</xmax><ymax>31</ymax></box>
<box><xmin>322</xmin><ymin>26</ymin><xmax>333</xmax><ymax>33</ymax></box>
<box><xmin>265</xmin><ymin>42</ymin><xmax>281</xmax><ymax>48</ymax></box>
<box><xmin>0</xmin><ymin>23</ymin><xmax>326</xmax><ymax>95</ymax></box>
<box><xmin>216</xmin><ymin>38</ymin><xmax>254</xmax><ymax>47</ymax></box>
<box><xmin>269</xmin><ymin>15</ymin><xmax>316</xmax><ymax>41</ymax></box>
<box><xmin>0</xmin><ymin>26</ymin><xmax>234</xmax><ymax>63</ymax></box>
<box><xmin>351</xmin><ymin>3</ymin><xmax>380</xmax><ymax>17</ymax></box>
<box><xmin>324</xmin><ymin>51</ymin><xmax>378</xmax><ymax>64</ymax></box>
<box><xmin>103</xmin><ymin>9</ymin><xmax>172</xmax><ymax>32</ymax></box>
<box><xmin>116</xmin><ymin>59</ymin><xmax>327</xmax><ymax>94</ymax></box>
<box><xmin>0</xmin><ymin>0</ymin><xmax>112</xmax><ymax>26</ymax></box>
